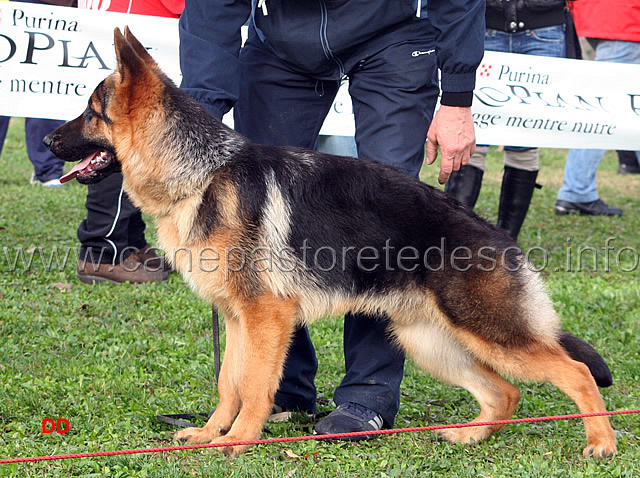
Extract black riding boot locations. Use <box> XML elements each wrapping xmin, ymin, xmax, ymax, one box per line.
<box><xmin>444</xmin><ymin>165</ymin><xmax>484</xmax><ymax>208</ymax></box>
<box><xmin>496</xmin><ymin>166</ymin><xmax>539</xmax><ymax>241</ymax></box>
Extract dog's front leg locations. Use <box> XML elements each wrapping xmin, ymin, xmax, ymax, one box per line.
<box><xmin>175</xmin><ymin>313</ymin><xmax>242</xmax><ymax>444</ymax></box>
<box><xmin>207</xmin><ymin>294</ymin><xmax>299</xmax><ymax>455</ymax></box>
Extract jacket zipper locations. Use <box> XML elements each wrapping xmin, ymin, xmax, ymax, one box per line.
<box><xmin>319</xmin><ymin>0</ymin><xmax>346</xmax><ymax>78</ymax></box>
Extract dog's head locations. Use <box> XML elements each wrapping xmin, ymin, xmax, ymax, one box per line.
<box><xmin>44</xmin><ymin>27</ymin><xmax>166</xmax><ymax>184</ymax></box>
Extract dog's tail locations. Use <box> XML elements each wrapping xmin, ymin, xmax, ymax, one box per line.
<box><xmin>559</xmin><ymin>330</ymin><xmax>613</xmax><ymax>388</ymax></box>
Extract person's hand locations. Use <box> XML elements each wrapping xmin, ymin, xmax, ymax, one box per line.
<box><xmin>425</xmin><ymin>105</ymin><xmax>476</xmax><ymax>184</ymax></box>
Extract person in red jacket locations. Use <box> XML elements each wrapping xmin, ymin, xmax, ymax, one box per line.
<box><xmin>74</xmin><ymin>0</ymin><xmax>184</xmax><ymax>283</ymax></box>
<box><xmin>554</xmin><ymin>0</ymin><xmax>640</xmax><ymax>216</ymax></box>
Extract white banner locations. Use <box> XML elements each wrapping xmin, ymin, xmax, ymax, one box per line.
<box><xmin>0</xmin><ymin>2</ymin><xmax>181</xmax><ymax>121</ymax></box>
<box><xmin>321</xmin><ymin>52</ymin><xmax>640</xmax><ymax>150</ymax></box>
<box><xmin>2</xmin><ymin>2</ymin><xmax>640</xmax><ymax>150</ymax></box>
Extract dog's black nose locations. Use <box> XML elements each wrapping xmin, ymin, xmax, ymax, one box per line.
<box><xmin>43</xmin><ymin>133</ymin><xmax>53</xmax><ymax>149</ymax></box>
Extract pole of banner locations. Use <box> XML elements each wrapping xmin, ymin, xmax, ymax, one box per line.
<box><xmin>156</xmin><ymin>306</ymin><xmax>221</xmax><ymax>428</ymax></box>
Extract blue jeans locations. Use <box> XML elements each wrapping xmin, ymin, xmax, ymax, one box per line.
<box><xmin>0</xmin><ymin>116</ymin><xmax>64</xmax><ymax>182</ymax></box>
<box><xmin>558</xmin><ymin>40</ymin><xmax>640</xmax><ymax>203</ymax></box>
<box><xmin>483</xmin><ymin>25</ymin><xmax>566</xmax><ymax>152</ymax></box>
<box><xmin>316</xmin><ymin>135</ymin><xmax>358</xmax><ymax>157</ymax></box>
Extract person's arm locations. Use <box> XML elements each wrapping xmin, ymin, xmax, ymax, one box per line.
<box><xmin>425</xmin><ymin>0</ymin><xmax>485</xmax><ymax>183</ymax></box>
<box><xmin>178</xmin><ymin>0</ymin><xmax>251</xmax><ymax>119</ymax></box>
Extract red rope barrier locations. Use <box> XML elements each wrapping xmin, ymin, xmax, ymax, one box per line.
<box><xmin>1</xmin><ymin>409</ymin><xmax>638</xmax><ymax>464</ymax></box>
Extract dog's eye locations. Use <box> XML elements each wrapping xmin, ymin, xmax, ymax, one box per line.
<box><xmin>84</xmin><ymin>108</ymin><xmax>99</xmax><ymax>122</ymax></box>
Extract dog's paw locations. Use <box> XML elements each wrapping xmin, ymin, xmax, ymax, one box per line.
<box><xmin>582</xmin><ymin>440</ymin><xmax>617</xmax><ymax>459</ymax></box>
<box><xmin>209</xmin><ymin>435</ymin><xmax>252</xmax><ymax>456</ymax></box>
<box><xmin>174</xmin><ymin>426</ymin><xmax>219</xmax><ymax>444</ymax></box>
<box><xmin>437</xmin><ymin>426</ymin><xmax>493</xmax><ymax>445</ymax></box>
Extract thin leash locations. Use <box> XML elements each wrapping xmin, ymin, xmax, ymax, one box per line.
<box><xmin>212</xmin><ymin>305</ymin><xmax>221</xmax><ymax>382</ymax></box>
<box><xmin>1</xmin><ymin>409</ymin><xmax>638</xmax><ymax>464</ymax></box>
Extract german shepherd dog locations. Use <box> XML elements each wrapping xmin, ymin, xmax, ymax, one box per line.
<box><xmin>45</xmin><ymin>28</ymin><xmax>617</xmax><ymax>458</ymax></box>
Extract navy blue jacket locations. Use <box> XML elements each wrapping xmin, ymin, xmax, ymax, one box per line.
<box><xmin>179</xmin><ymin>0</ymin><xmax>486</xmax><ymax>120</ymax></box>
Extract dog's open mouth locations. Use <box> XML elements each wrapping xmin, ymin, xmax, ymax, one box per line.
<box><xmin>60</xmin><ymin>151</ymin><xmax>115</xmax><ymax>184</ymax></box>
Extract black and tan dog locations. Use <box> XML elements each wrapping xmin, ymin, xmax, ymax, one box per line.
<box><xmin>45</xmin><ymin>28</ymin><xmax>617</xmax><ymax>458</ymax></box>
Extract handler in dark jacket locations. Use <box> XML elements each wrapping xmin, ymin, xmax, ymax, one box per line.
<box><xmin>179</xmin><ymin>0</ymin><xmax>485</xmax><ymax>437</ymax></box>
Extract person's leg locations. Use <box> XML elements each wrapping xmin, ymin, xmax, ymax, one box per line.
<box><xmin>557</xmin><ymin>149</ymin><xmax>604</xmax><ymax>204</ymax></box>
<box><xmin>514</xmin><ymin>25</ymin><xmax>566</xmax><ymax>58</ymax></box>
<box><xmin>555</xmin><ymin>148</ymin><xmax>621</xmax><ymax>216</ymax></box>
<box><xmin>444</xmin><ymin>28</ymin><xmax>515</xmax><ymax>209</ymax></box>
<box><xmin>315</xmin><ymin>135</ymin><xmax>358</xmax><ymax>157</ymax></box>
<box><xmin>616</xmin><ymin>150</ymin><xmax>640</xmax><ymax>174</ymax></box>
<box><xmin>78</xmin><ymin>173</ymin><xmax>135</xmax><ymax>265</ymax></box>
<box><xmin>234</xmin><ymin>31</ymin><xmax>339</xmax><ymax>149</ymax></box>
<box><xmin>24</xmin><ymin>118</ymin><xmax>65</xmax><ymax>184</ymax></box>
<box><xmin>233</xmin><ymin>31</ymin><xmax>340</xmax><ymax>413</ymax></box>
<box><xmin>347</xmin><ymin>28</ymin><xmax>438</xmax><ymax>178</ymax></box>
<box><xmin>494</xmin><ymin>26</ymin><xmax>565</xmax><ymax>236</ymax></box>
<box><xmin>554</xmin><ymin>40</ymin><xmax>636</xmax><ymax>215</ymax></box>
<box><xmin>0</xmin><ymin>116</ymin><xmax>10</xmax><ymax>154</ymax></box>
<box><xmin>127</xmin><ymin>210</ymin><xmax>149</xmax><ymax>251</ymax></box>
<box><xmin>445</xmin><ymin>145</ymin><xmax>487</xmax><ymax>208</ymax></box>
<box><xmin>321</xmin><ymin>23</ymin><xmax>438</xmax><ymax>428</ymax></box>
<box><xmin>594</xmin><ymin>39</ymin><xmax>640</xmax><ymax>65</ymax></box>
<box><xmin>77</xmin><ymin>173</ymin><xmax>168</xmax><ymax>282</ymax></box>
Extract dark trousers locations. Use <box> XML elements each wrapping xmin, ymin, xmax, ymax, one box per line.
<box><xmin>0</xmin><ymin>116</ymin><xmax>8</xmax><ymax>148</ymax></box>
<box><xmin>78</xmin><ymin>172</ymin><xmax>147</xmax><ymax>265</ymax></box>
<box><xmin>0</xmin><ymin>116</ymin><xmax>64</xmax><ymax>181</ymax></box>
<box><xmin>234</xmin><ymin>23</ymin><xmax>439</xmax><ymax>426</ymax></box>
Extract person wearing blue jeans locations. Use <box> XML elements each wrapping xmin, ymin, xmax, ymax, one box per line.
<box><xmin>554</xmin><ymin>40</ymin><xmax>640</xmax><ymax>216</ymax></box>
<box><xmin>445</xmin><ymin>0</ymin><xmax>569</xmax><ymax>241</ymax></box>
<box><xmin>179</xmin><ymin>0</ymin><xmax>483</xmax><ymax>438</ymax></box>
<box><xmin>0</xmin><ymin>116</ymin><xmax>65</xmax><ymax>187</ymax></box>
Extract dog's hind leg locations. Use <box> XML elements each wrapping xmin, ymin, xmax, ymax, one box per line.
<box><xmin>456</xmin><ymin>329</ymin><xmax>617</xmax><ymax>458</ymax></box>
<box><xmin>393</xmin><ymin>321</ymin><xmax>521</xmax><ymax>444</ymax></box>
<box><xmin>506</xmin><ymin>346</ymin><xmax>616</xmax><ymax>458</ymax></box>
<box><xmin>175</xmin><ymin>310</ymin><xmax>242</xmax><ymax>444</ymax></box>
<box><xmin>204</xmin><ymin>293</ymin><xmax>299</xmax><ymax>455</ymax></box>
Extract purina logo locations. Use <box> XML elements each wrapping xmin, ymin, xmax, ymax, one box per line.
<box><xmin>481</xmin><ymin>63</ymin><xmax>551</xmax><ymax>85</ymax></box>
<box><xmin>479</xmin><ymin>63</ymin><xmax>492</xmax><ymax>77</ymax></box>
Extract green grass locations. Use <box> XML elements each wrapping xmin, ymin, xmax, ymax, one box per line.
<box><xmin>1</xmin><ymin>117</ymin><xmax>639</xmax><ymax>477</ymax></box>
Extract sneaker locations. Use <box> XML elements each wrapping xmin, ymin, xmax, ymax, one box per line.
<box><xmin>77</xmin><ymin>253</ymin><xmax>169</xmax><ymax>284</ymax></box>
<box><xmin>314</xmin><ymin>402</ymin><xmax>384</xmax><ymax>441</ymax></box>
<box><xmin>554</xmin><ymin>199</ymin><xmax>622</xmax><ymax>217</ymax></box>
<box><xmin>30</xmin><ymin>172</ymin><xmax>62</xmax><ymax>188</ymax></box>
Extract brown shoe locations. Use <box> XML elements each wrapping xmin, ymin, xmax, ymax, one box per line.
<box><xmin>137</xmin><ymin>244</ymin><xmax>174</xmax><ymax>272</ymax></box>
<box><xmin>77</xmin><ymin>253</ymin><xmax>169</xmax><ymax>284</ymax></box>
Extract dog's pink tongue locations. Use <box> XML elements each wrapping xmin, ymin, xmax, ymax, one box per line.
<box><xmin>60</xmin><ymin>153</ymin><xmax>95</xmax><ymax>184</ymax></box>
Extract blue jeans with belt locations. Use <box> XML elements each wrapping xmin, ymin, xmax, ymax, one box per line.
<box><xmin>558</xmin><ymin>40</ymin><xmax>640</xmax><ymax>203</ymax></box>
<box><xmin>483</xmin><ymin>25</ymin><xmax>567</xmax><ymax>152</ymax></box>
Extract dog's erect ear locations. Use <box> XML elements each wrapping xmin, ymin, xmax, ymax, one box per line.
<box><xmin>114</xmin><ymin>27</ymin><xmax>143</xmax><ymax>85</ymax></box>
<box><xmin>123</xmin><ymin>26</ymin><xmax>158</xmax><ymax>67</ymax></box>
<box><xmin>113</xmin><ymin>27</ymin><xmax>158</xmax><ymax>85</ymax></box>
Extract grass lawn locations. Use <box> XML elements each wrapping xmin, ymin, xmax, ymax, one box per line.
<box><xmin>0</xmin><ymin>117</ymin><xmax>639</xmax><ymax>477</ymax></box>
